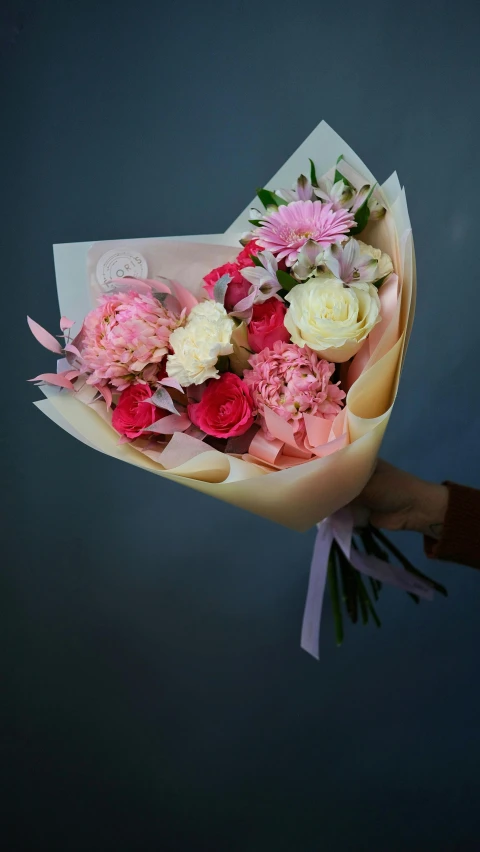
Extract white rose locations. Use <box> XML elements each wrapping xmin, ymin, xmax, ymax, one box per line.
<box><xmin>284</xmin><ymin>277</ymin><xmax>381</xmax><ymax>363</ymax></box>
<box><xmin>356</xmin><ymin>240</ymin><xmax>393</xmax><ymax>280</ymax></box>
<box><xmin>166</xmin><ymin>301</ymin><xmax>234</xmax><ymax>386</ymax></box>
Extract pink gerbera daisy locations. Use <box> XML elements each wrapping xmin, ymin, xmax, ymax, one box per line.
<box><xmin>254</xmin><ymin>200</ymin><xmax>355</xmax><ymax>266</ymax></box>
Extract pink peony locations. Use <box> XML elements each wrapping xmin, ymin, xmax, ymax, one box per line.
<box><xmin>188</xmin><ymin>372</ymin><xmax>254</xmax><ymax>438</ymax></box>
<box><xmin>80</xmin><ymin>290</ymin><xmax>182</xmax><ymax>391</ymax></box>
<box><xmin>247</xmin><ymin>298</ymin><xmax>290</xmax><ymax>353</ymax></box>
<box><xmin>112</xmin><ymin>383</ymin><xmax>165</xmax><ymax>439</ymax></box>
<box><xmin>254</xmin><ymin>200</ymin><xmax>355</xmax><ymax>266</ymax></box>
<box><xmin>243</xmin><ymin>341</ymin><xmax>345</xmax><ymax>439</ymax></box>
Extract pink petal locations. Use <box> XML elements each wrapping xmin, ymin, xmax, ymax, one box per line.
<box><xmin>64</xmin><ymin>343</ymin><xmax>82</xmax><ymax>358</ymax></box>
<box><xmin>60</xmin><ymin>316</ymin><xmax>75</xmax><ymax>331</ymax></box>
<box><xmin>27</xmin><ymin>317</ymin><xmax>64</xmax><ymax>354</ymax></box>
<box><xmin>95</xmin><ymin>384</ymin><xmax>113</xmax><ymax>409</ymax></box>
<box><xmin>144</xmin><ymin>413</ymin><xmax>191</xmax><ymax>434</ymax></box>
<box><xmin>159</xmin><ymin>376</ymin><xmax>185</xmax><ymax>394</ymax></box>
<box><xmin>28</xmin><ymin>372</ymin><xmax>74</xmax><ymax>390</ymax></box>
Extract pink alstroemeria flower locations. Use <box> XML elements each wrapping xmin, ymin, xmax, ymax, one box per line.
<box><xmin>276</xmin><ymin>174</ymin><xmax>315</xmax><ymax>203</ymax></box>
<box><xmin>229</xmin><ymin>251</ymin><xmax>282</xmax><ymax>322</ymax></box>
<box><xmin>314</xmin><ymin>177</ymin><xmax>355</xmax><ymax>210</ymax></box>
<box><xmin>324</xmin><ymin>239</ymin><xmax>378</xmax><ymax>288</ymax></box>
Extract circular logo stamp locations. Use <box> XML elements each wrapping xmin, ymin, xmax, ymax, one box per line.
<box><xmin>96</xmin><ymin>249</ymin><xmax>148</xmax><ymax>289</ymax></box>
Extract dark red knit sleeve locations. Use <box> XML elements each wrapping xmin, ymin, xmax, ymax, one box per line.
<box><xmin>424</xmin><ymin>482</ymin><xmax>480</xmax><ymax>570</ymax></box>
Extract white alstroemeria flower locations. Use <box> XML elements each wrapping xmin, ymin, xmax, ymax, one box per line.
<box><xmin>239</xmin><ymin>251</ymin><xmax>281</xmax><ymax>301</ymax></box>
<box><xmin>355</xmin><ymin>240</ymin><xmax>394</xmax><ymax>280</ymax></box>
<box><xmin>229</xmin><ymin>252</ymin><xmax>282</xmax><ymax>323</ymax></box>
<box><xmin>368</xmin><ymin>195</ymin><xmax>386</xmax><ymax>220</ymax></box>
<box><xmin>324</xmin><ymin>239</ymin><xmax>378</xmax><ymax>290</ymax></box>
<box><xmin>276</xmin><ymin>174</ymin><xmax>315</xmax><ymax>203</ymax></box>
<box><xmin>290</xmin><ymin>239</ymin><xmax>326</xmax><ymax>281</ymax></box>
<box><xmin>314</xmin><ymin>178</ymin><xmax>355</xmax><ymax>210</ymax></box>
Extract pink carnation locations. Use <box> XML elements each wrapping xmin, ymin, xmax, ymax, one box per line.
<box><xmin>254</xmin><ymin>200</ymin><xmax>355</xmax><ymax>266</ymax></box>
<box><xmin>80</xmin><ymin>290</ymin><xmax>182</xmax><ymax>391</ymax></box>
<box><xmin>243</xmin><ymin>341</ymin><xmax>345</xmax><ymax>439</ymax></box>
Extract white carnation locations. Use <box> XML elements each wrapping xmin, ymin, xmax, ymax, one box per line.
<box><xmin>166</xmin><ymin>301</ymin><xmax>234</xmax><ymax>386</ymax></box>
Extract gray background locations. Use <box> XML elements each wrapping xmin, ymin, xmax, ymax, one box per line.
<box><xmin>3</xmin><ymin>0</ymin><xmax>480</xmax><ymax>849</ymax></box>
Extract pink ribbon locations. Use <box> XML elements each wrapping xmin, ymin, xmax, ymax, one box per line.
<box><xmin>247</xmin><ymin>407</ymin><xmax>348</xmax><ymax>469</ymax></box>
<box><xmin>301</xmin><ymin>506</ymin><xmax>435</xmax><ymax>660</ymax></box>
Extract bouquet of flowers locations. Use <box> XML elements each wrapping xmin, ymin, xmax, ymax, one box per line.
<box><xmin>28</xmin><ymin>122</ymin><xmax>445</xmax><ymax>657</ymax></box>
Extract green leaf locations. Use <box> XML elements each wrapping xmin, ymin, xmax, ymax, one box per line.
<box><xmin>309</xmin><ymin>158</ymin><xmax>318</xmax><ymax>187</ymax></box>
<box><xmin>248</xmin><ymin>219</ymin><xmax>262</xmax><ymax>227</ymax></box>
<box><xmin>334</xmin><ymin>154</ymin><xmax>353</xmax><ymax>189</ymax></box>
<box><xmin>251</xmin><ymin>255</ymin><xmax>263</xmax><ymax>267</ymax></box>
<box><xmin>276</xmin><ymin>270</ymin><xmax>298</xmax><ymax>291</ymax></box>
<box><xmin>256</xmin><ymin>187</ymin><xmax>288</xmax><ymax>210</ymax></box>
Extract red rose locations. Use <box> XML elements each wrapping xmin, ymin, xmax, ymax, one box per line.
<box><xmin>112</xmin><ymin>383</ymin><xmax>164</xmax><ymax>439</ymax></box>
<box><xmin>188</xmin><ymin>372</ymin><xmax>254</xmax><ymax>439</ymax></box>
<box><xmin>247</xmin><ymin>298</ymin><xmax>290</xmax><ymax>353</ymax></box>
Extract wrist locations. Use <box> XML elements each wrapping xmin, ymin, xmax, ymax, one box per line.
<box><xmin>413</xmin><ymin>482</ymin><xmax>449</xmax><ymax>538</ymax></box>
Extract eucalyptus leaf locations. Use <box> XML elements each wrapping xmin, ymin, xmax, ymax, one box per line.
<box><xmin>148</xmin><ymin>386</ymin><xmax>179</xmax><ymax>415</ymax></box>
<box><xmin>213</xmin><ymin>273</ymin><xmax>231</xmax><ymax>305</ymax></box>
<box><xmin>276</xmin><ymin>270</ymin><xmax>298</xmax><ymax>291</ymax></box>
<box><xmin>256</xmin><ymin>187</ymin><xmax>288</xmax><ymax>210</ymax></box>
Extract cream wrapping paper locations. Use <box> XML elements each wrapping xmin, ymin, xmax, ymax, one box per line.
<box><xmin>36</xmin><ymin>122</ymin><xmax>414</xmax><ymax>532</ymax></box>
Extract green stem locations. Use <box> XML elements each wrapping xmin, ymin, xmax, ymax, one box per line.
<box><xmin>356</xmin><ymin>573</ymin><xmax>369</xmax><ymax>625</ymax></box>
<box><xmin>360</xmin><ymin>527</ymin><xmax>389</xmax><ymax>562</ymax></box>
<box><xmin>328</xmin><ymin>547</ymin><xmax>344</xmax><ymax>646</ymax></box>
<box><xmin>369</xmin><ymin>526</ymin><xmax>448</xmax><ymax>597</ymax></box>
<box><xmin>368</xmin><ymin>576</ymin><xmax>380</xmax><ymax>602</ymax></box>
<box><xmin>358</xmin><ymin>576</ymin><xmax>382</xmax><ymax>628</ymax></box>
<box><xmin>335</xmin><ymin>543</ymin><xmax>358</xmax><ymax>625</ymax></box>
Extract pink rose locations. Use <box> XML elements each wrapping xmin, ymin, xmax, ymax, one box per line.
<box><xmin>202</xmin><ymin>243</ymin><xmax>264</xmax><ymax>313</ymax></box>
<box><xmin>247</xmin><ymin>298</ymin><xmax>290</xmax><ymax>353</ymax></box>
<box><xmin>112</xmin><ymin>383</ymin><xmax>164</xmax><ymax>439</ymax></box>
<box><xmin>235</xmin><ymin>240</ymin><xmax>262</xmax><ymax>266</ymax></box>
<box><xmin>188</xmin><ymin>372</ymin><xmax>254</xmax><ymax>438</ymax></box>
<box><xmin>203</xmin><ymin>262</ymin><xmax>242</xmax><ymax>298</ymax></box>
<box><xmin>203</xmin><ymin>262</ymin><xmax>251</xmax><ymax>313</ymax></box>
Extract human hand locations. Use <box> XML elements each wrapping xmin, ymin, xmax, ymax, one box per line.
<box><xmin>357</xmin><ymin>460</ymin><xmax>449</xmax><ymax>539</ymax></box>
